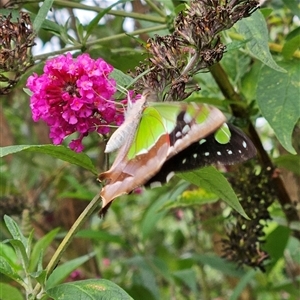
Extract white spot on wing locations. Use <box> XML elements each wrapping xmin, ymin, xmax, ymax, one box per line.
<box><xmin>166</xmin><ymin>172</ymin><xmax>175</xmax><ymax>183</ymax></box>
<box><xmin>199</xmin><ymin>139</ymin><xmax>206</xmax><ymax>145</ymax></box>
<box><xmin>183</xmin><ymin>112</ymin><xmax>192</xmax><ymax>123</ymax></box>
<box><xmin>182</xmin><ymin>158</ymin><xmax>187</xmax><ymax>164</ymax></box>
<box><xmin>204</xmin><ymin>152</ymin><xmax>210</xmax><ymax>156</ymax></box>
<box><xmin>150</xmin><ymin>181</ymin><xmax>162</xmax><ymax>189</ymax></box>
<box><xmin>217</xmin><ymin>151</ymin><xmax>221</xmax><ymax>156</ymax></box>
<box><xmin>173</xmin><ymin>138</ymin><xmax>183</xmax><ymax>150</ymax></box>
<box><xmin>227</xmin><ymin>149</ymin><xmax>233</xmax><ymax>155</ymax></box>
<box><xmin>238</xmin><ymin>150</ymin><xmax>242</xmax><ymax>153</ymax></box>
<box><xmin>176</xmin><ymin>131</ymin><xmax>182</xmax><ymax>138</ymax></box>
<box><xmin>136</xmin><ymin>148</ymin><xmax>149</xmax><ymax>155</ymax></box>
<box><xmin>193</xmin><ymin>153</ymin><xmax>197</xmax><ymax>158</ymax></box>
<box><xmin>242</xmin><ymin>141</ymin><xmax>247</xmax><ymax>148</ymax></box>
<box><xmin>182</xmin><ymin>124</ymin><xmax>190</xmax><ymax>135</ymax></box>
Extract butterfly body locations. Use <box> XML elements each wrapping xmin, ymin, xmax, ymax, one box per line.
<box><xmin>99</xmin><ymin>90</ymin><xmax>256</xmax><ymax>211</ymax></box>
<box><xmin>105</xmin><ymin>98</ymin><xmax>146</xmax><ymax>153</ymax></box>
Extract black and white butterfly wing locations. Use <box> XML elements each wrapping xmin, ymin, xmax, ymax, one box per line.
<box><xmin>146</xmin><ymin>123</ymin><xmax>256</xmax><ymax>187</ymax></box>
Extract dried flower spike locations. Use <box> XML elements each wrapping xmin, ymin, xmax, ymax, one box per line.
<box><xmin>134</xmin><ymin>0</ymin><xmax>259</xmax><ymax>101</ymax></box>
<box><xmin>222</xmin><ymin>165</ymin><xmax>276</xmax><ymax>271</ymax></box>
<box><xmin>0</xmin><ymin>11</ymin><xmax>35</xmax><ymax>94</ymax></box>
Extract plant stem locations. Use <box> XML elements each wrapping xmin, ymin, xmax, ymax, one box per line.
<box><xmin>198</xmin><ymin>264</ymin><xmax>210</xmax><ymax>300</ymax></box>
<box><xmin>53</xmin><ymin>0</ymin><xmax>165</xmax><ymax>23</ymax></box>
<box><xmin>33</xmin><ymin>25</ymin><xmax>167</xmax><ymax>62</ymax></box>
<box><xmin>31</xmin><ymin>194</ymin><xmax>102</xmax><ymax>298</ymax></box>
<box><xmin>145</xmin><ymin>0</ymin><xmax>167</xmax><ymax>18</ymax></box>
<box><xmin>209</xmin><ymin>62</ymin><xmax>300</xmax><ymax>239</ymax></box>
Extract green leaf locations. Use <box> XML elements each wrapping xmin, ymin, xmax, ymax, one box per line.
<box><xmin>270</xmin><ymin>280</ymin><xmax>300</xmax><ymax>297</ymax></box>
<box><xmin>46</xmin><ymin>279</ymin><xmax>133</xmax><ymax>300</ymax></box>
<box><xmin>221</xmin><ymin>48</ymin><xmax>252</xmax><ymax>84</ymax></box>
<box><xmin>76</xmin><ymin>229</ymin><xmax>125</xmax><ymax>245</ymax></box>
<box><xmin>46</xmin><ymin>254</ymin><xmax>95</xmax><ymax>289</ymax></box>
<box><xmin>75</xmin><ymin>19</ymin><xmax>84</xmax><ymax>43</ymax></box>
<box><xmin>41</xmin><ymin>18</ymin><xmax>62</xmax><ymax>35</ymax></box>
<box><xmin>0</xmin><ymin>9</ymin><xmax>20</xmax><ymax>21</ymax></box>
<box><xmin>27</xmin><ymin>14</ymin><xmax>62</xmax><ymax>36</ymax></box>
<box><xmin>32</xmin><ymin>0</ymin><xmax>54</xmax><ymax>33</ymax></box>
<box><xmin>288</xmin><ymin>237</ymin><xmax>300</xmax><ymax>264</ymax></box>
<box><xmin>236</xmin><ymin>10</ymin><xmax>286</xmax><ymax>73</ymax></box>
<box><xmin>241</xmin><ymin>60</ymin><xmax>262</xmax><ymax>101</ymax></box>
<box><xmin>0</xmin><ymin>145</ymin><xmax>97</xmax><ymax>174</ymax></box>
<box><xmin>172</xmin><ymin>269</ymin><xmax>198</xmax><ymax>295</ymax></box>
<box><xmin>286</xmin><ymin>27</ymin><xmax>300</xmax><ymax>41</ymax></box>
<box><xmin>256</xmin><ymin>62</ymin><xmax>300</xmax><ymax>154</ymax></box>
<box><xmin>274</xmin><ymin>154</ymin><xmax>300</xmax><ymax>175</ymax></box>
<box><xmin>282</xmin><ymin>35</ymin><xmax>300</xmax><ymax>59</ymax></box>
<box><xmin>7</xmin><ymin>240</ymin><xmax>29</xmax><ymax>269</ymax></box>
<box><xmin>126</xmin><ymin>285</ymin><xmax>156</xmax><ymax>300</ymax></box>
<box><xmin>161</xmin><ymin>187</ymin><xmax>218</xmax><ymax>210</ymax></box>
<box><xmin>230</xmin><ymin>269</ymin><xmax>257</xmax><ymax>300</ymax></box>
<box><xmin>111</xmin><ymin>69</ymin><xmax>134</xmax><ymax>90</ymax></box>
<box><xmin>29</xmin><ymin>228</ymin><xmax>60</xmax><ymax>272</ymax></box>
<box><xmin>0</xmin><ymin>257</ymin><xmax>25</xmax><ymax>286</ymax></box>
<box><xmin>0</xmin><ymin>282</ymin><xmax>24</xmax><ymax>300</ymax></box>
<box><xmin>124</xmin><ymin>256</ymin><xmax>160</xmax><ymax>298</ymax></box>
<box><xmin>4</xmin><ymin>215</ymin><xmax>27</xmax><ymax>247</ymax></box>
<box><xmin>0</xmin><ymin>243</ymin><xmax>19</xmax><ymax>270</ymax></box>
<box><xmin>263</xmin><ymin>225</ymin><xmax>291</xmax><ymax>270</ymax></box>
<box><xmin>191</xmin><ymin>254</ymin><xmax>245</xmax><ymax>277</ymax></box>
<box><xmin>283</xmin><ymin>0</ymin><xmax>300</xmax><ymax>18</ymax></box>
<box><xmin>178</xmin><ymin>167</ymin><xmax>249</xmax><ymax>219</ymax></box>
<box><xmin>58</xmin><ymin>175</ymin><xmax>95</xmax><ymax>200</ymax></box>
<box><xmin>31</xmin><ymin>270</ymin><xmax>47</xmax><ymax>285</ymax></box>
<box><xmin>141</xmin><ymin>189</ymin><xmax>172</xmax><ymax>241</ymax></box>
<box><xmin>84</xmin><ymin>0</ymin><xmax>123</xmax><ymax>43</ymax></box>
<box><xmin>259</xmin><ymin>8</ymin><xmax>273</xmax><ymax>18</ymax></box>
<box><xmin>141</xmin><ymin>183</ymin><xmax>189</xmax><ymax>240</ymax></box>
<box><xmin>27</xmin><ymin>231</ymin><xmax>34</xmax><ymax>262</ymax></box>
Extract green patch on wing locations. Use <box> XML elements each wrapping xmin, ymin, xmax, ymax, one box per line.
<box><xmin>127</xmin><ymin>106</ymin><xmax>167</xmax><ymax>159</ymax></box>
<box><xmin>214</xmin><ymin>123</ymin><xmax>231</xmax><ymax>144</ymax></box>
<box><xmin>193</xmin><ymin>105</ymin><xmax>210</xmax><ymax>124</ymax></box>
<box><xmin>152</xmin><ymin>102</ymin><xmax>211</xmax><ymax>132</ymax></box>
<box><xmin>151</xmin><ymin>103</ymin><xmax>183</xmax><ymax>133</ymax></box>
<box><xmin>126</xmin><ymin>102</ymin><xmax>220</xmax><ymax>160</ymax></box>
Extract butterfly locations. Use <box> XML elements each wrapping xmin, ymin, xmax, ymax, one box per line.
<box><xmin>99</xmin><ymin>90</ymin><xmax>256</xmax><ymax>213</ymax></box>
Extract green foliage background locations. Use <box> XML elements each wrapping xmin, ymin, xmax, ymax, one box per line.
<box><xmin>0</xmin><ymin>0</ymin><xmax>299</xmax><ymax>299</ymax></box>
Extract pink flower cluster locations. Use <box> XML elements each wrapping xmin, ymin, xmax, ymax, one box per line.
<box><xmin>26</xmin><ymin>53</ymin><xmax>124</xmax><ymax>152</ymax></box>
